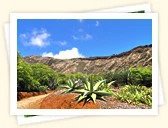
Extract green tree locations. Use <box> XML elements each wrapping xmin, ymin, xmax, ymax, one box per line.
<box><xmin>31</xmin><ymin>63</ymin><xmax>58</xmax><ymax>90</ymax></box>
<box><xmin>17</xmin><ymin>53</ymin><xmax>39</xmax><ymax>91</ymax></box>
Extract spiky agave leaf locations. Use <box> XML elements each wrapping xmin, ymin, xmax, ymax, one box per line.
<box><xmin>84</xmin><ymin>83</ymin><xmax>88</xmax><ymax>90</ymax></box>
<box><xmin>91</xmin><ymin>93</ymin><xmax>97</xmax><ymax>103</ymax></box>
<box><xmin>96</xmin><ymin>96</ymin><xmax>107</xmax><ymax>102</ymax></box>
<box><xmin>77</xmin><ymin>95</ymin><xmax>86</xmax><ymax>102</ymax></box>
<box><xmin>65</xmin><ymin>80</ymin><xmax>71</xmax><ymax>88</ymax></box>
<box><xmin>62</xmin><ymin>79</ymin><xmax>82</xmax><ymax>93</ymax></box>
<box><xmin>74</xmin><ymin>89</ymin><xmax>88</xmax><ymax>93</ymax></box>
<box><xmin>94</xmin><ymin>90</ymin><xmax>112</xmax><ymax>96</ymax></box>
<box><xmin>83</xmin><ymin>79</ymin><xmax>90</xmax><ymax>90</ymax></box>
<box><xmin>83</xmin><ymin>91</ymin><xmax>91</xmax><ymax>97</ymax></box>
<box><xmin>93</xmin><ymin>80</ymin><xmax>106</xmax><ymax>91</ymax></box>
<box><xmin>86</xmin><ymin>80</ymin><xmax>91</xmax><ymax>90</ymax></box>
<box><xmin>107</xmin><ymin>81</ymin><xmax>115</xmax><ymax>87</ymax></box>
<box><xmin>63</xmin><ymin>89</ymin><xmax>71</xmax><ymax>93</ymax></box>
<box><xmin>68</xmin><ymin>79</ymin><xmax>74</xmax><ymax>88</ymax></box>
<box><xmin>63</xmin><ymin>85</ymin><xmax>71</xmax><ymax>89</ymax></box>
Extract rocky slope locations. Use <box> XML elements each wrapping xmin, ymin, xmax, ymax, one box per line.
<box><xmin>24</xmin><ymin>44</ymin><xmax>152</xmax><ymax>74</ymax></box>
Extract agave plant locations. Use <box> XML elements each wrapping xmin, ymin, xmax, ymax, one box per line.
<box><xmin>63</xmin><ymin>79</ymin><xmax>82</xmax><ymax>93</ymax></box>
<box><xmin>74</xmin><ymin>79</ymin><xmax>112</xmax><ymax>103</ymax></box>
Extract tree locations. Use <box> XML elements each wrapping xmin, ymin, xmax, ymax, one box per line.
<box><xmin>31</xmin><ymin>63</ymin><xmax>58</xmax><ymax>90</ymax></box>
<box><xmin>17</xmin><ymin>54</ymin><xmax>40</xmax><ymax>91</ymax></box>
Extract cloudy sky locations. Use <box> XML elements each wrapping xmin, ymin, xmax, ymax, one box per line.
<box><xmin>17</xmin><ymin>19</ymin><xmax>152</xmax><ymax>59</ymax></box>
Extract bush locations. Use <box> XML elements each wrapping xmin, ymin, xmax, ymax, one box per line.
<box><xmin>58</xmin><ymin>73</ymin><xmax>103</xmax><ymax>87</ymax></box>
<box><xmin>66</xmin><ymin>72</ymin><xmax>87</xmax><ymax>82</ymax></box>
<box><xmin>56</xmin><ymin>73</ymin><xmax>67</xmax><ymax>85</ymax></box>
<box><xmin>128</xmin><ymin>66</ymin><xmax>152</xmax><ymax>87</ymax></box>
<box><xmin>115</xmin><ymin>85</ymin><xmax>152</xmax><ymax>106</ymax></box>
<box><xmin>17</xmin><ymin>53</ymin><xmax>58</xmax><ymax>92</ymax></box>
<box><xmin>87</xmin><ymin>74</ymin><xmax>103</xmax><ymax>83</ymax></box>
<box><xmin>103</xmin><ymin>70</ymin><xmax>129</xmax><ymax>86</ymax></box>
<box><xmin>103</xmin><ymin>66</ymin><xmax>152</xmax><ymax>87</ymax></box>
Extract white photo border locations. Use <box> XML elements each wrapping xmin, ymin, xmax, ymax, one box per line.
<box><xmin>10</xmin><ymin>13</ymin><xmax>158</xmax><ymax>115</ymax></box>
<box><xmin>92</xmin><ymin>3</ymin><xmax>151</xmax><ymax>13</ymax></box>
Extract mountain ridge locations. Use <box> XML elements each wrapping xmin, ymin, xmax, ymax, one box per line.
<box><xmin>24</xmin><ymin>44</ymin><xmax>152</xmax><ymax>74</ymax></box>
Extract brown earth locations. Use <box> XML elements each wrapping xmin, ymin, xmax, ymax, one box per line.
<box><xmin>40</xmin><ymin>91</ymin><xmax>99</xmax><ymax>109</ymax></box>
<box><xmin>17</xmin><ymin>90</ymin><xmax>150</xmax><ymax>109</ymax></box>
<box><xmin>17</xmin><ymin>91</ymin><xmax>53</xmax><ymax>101</ymax></box>
<box><xmin>17</xmin><ymin>93</ymin><xmax>52</xmax><ymax>109</ymax></box>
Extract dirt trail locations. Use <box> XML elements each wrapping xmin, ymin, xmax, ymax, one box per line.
<box><xmin>17</xmin><ymin>93</ymin><xmax>52</xmax><ymax>109</ymax></box>
<box><xmin>17</xmin><ymin>90</ymin><xmax>150</xmax><ymax>109</ymax></box>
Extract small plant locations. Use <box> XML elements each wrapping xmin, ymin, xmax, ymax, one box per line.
<box><xmin>75</xmin><ymin>79</ymin><xmax>112</xmax><ymax>103</ymax></box>
<box><xmin>115</xmin><ymin>85</ymin><xmax>152</xmax><ymax>106</ymax></box>
<box><xmin>98</xmin><ymin>80</ymin><xmax>115</xmax><ymax>92</ymax></box>
<box><xmin>38</xmin><ymin>86</ymin><xmax>48</xmax><ymax>92</ymax></box>
<box><xmin>62</xmin><ymin>79</ymin><xmax>82</xmax><ymax>93</ymax></box>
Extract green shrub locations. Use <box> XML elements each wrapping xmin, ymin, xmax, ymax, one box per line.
<box><xmin>17</xmin><ymin>53</ymin><xmax>58</xmax><ymax>92</ymax></box>
<box><xmin>128</xmin><ymin>66</ymin><xmax>152</xmax><ymax>87</ymax></box>
<box><xmin>67</xmin><ymin>72</ymin><xmax>87</xmax><ymax>80</ymax></box>
<box><xmin>103</xmin><ymin>67</ymin><xmax>152</xmax><ymax>87</ymax></box>
<box><xmin>17</xmin><ymin>55</ymin><xmax>37</xmax><ymax>92</ymax></box>
<box><xmin>59</xmin><ymin>73</ymin><xmax>103</xmax><ymax>88</ymax></box>
<box><xmin>31</xmin><ymin>63</ymin><xmax>58</xmax><ymax>90</ymax></box>
<box><xmin>115</xmin><ymin>85</ymin><xmax>152</xmax><ymax>106</ymax></box>
<box><xmin>87</xmin><ymin>74</ymin><xmax>103</xmax><ymax>83</ymax></box>
<box><xmin>103</xmin><ymin>70</ymin><xmax>129</xmax><ymax>86</ymax></box>
<box><xmin>65</xmin><ymin>72</ymin><xmax>87</xmax><ymax>84</ymax></box>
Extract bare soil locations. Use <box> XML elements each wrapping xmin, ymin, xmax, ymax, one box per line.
<box><xmin>17</xmin><ymin>91</ymin><xmax>53</xmax><ymax>101</ymax></box>
<box><xmin>17</xmin><ymin>90</ymin><xmax>150</xmax><ymax>109</ymax></box>
<box><xmin>40</xmin><ymin>91</ymin><xmax>99</xmax><ymax>109</ymax></box>
<box><xmin>17</xmin><ymin>93</ymin><xmax>52</xmax><ymax>109</ymax></box>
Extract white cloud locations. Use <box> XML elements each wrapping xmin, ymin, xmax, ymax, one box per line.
<box><xmin>57</xmin><ymin>41</ymin><xmax>67</xmax><ymax>46</ymax></box>
<box><xmin>42</xmin><ymin>47</ymin><xmax>85</xmax><ymax>59</ymax></box>
<box><xmin>95</xmin><ymin>21</ymin><xmax>99</xmax><ymax>27</ymax></box>
<box><xmin>42</xmin><ymin>52</ymin><xmax>54</xmax><ymax>57</ymax></box>
<box><xmin>30</xmin><ymin>32</ymin><xmax>50</xmax><ymax>47</ymax></box>
<box><xmin>20</xmin><ymin>29</ymin><xmax>50</xmax><ymax>47</ymax></box>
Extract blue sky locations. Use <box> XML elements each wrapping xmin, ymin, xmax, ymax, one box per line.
<box><xmin>17</xmin><ymin>19</ymin><xmax>152</xmax><ymax>59</ymax></box>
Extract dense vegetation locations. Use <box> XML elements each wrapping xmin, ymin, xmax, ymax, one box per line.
<box><xmin>17</xmin><ymin>53</ymin><xmax>57</xmax><ymax>92</ymax></box>
<box><xmin>17</xmin><ymin>53</ymin><xmax>152</xmax><ymax>106</ymax></box>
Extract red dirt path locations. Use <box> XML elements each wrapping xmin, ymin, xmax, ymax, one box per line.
<box><xmin>40</xmin><ymin>91</ymin><xmax>99</xmax><ymax>109</ymax></box>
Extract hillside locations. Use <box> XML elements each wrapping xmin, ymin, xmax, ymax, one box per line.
<box><xmin>24</xmin><ymin>44</ymin><xmax>152</xmax><ymax>74</ymax></box>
